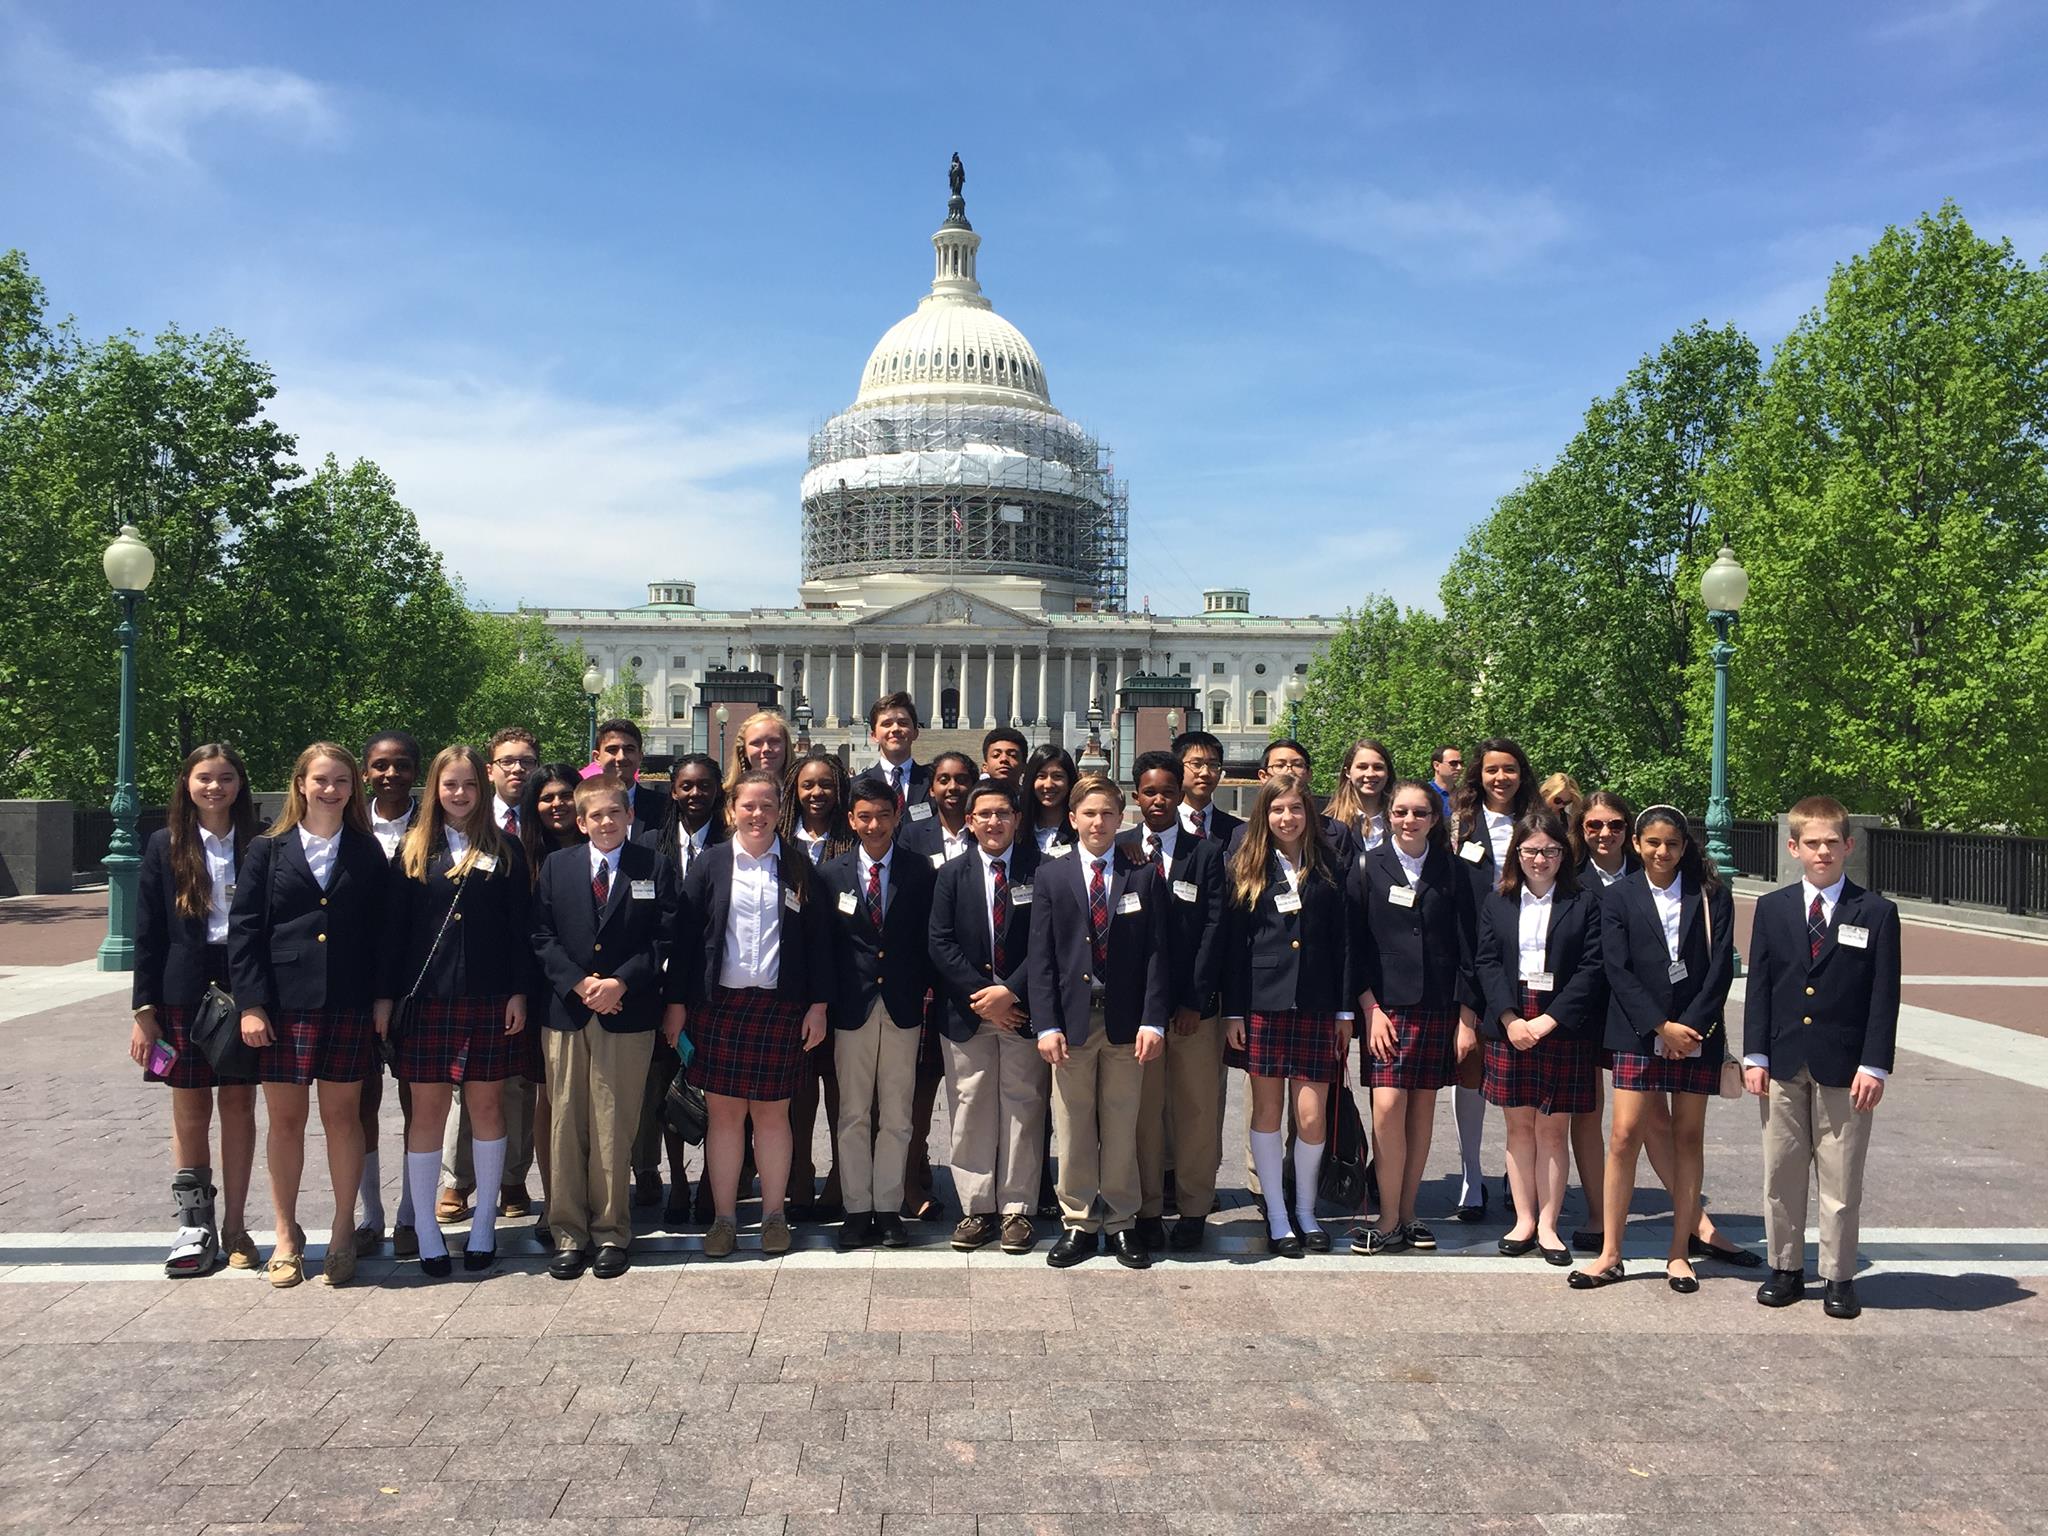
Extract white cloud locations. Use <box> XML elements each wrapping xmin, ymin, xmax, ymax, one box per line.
<box><xmin>93</xmin><ymin>63</ymin><xmax>339</xmax><ymax>163</ymax></box>
<box><xmin>268</xmin><ymin>368</ymin><xmax>812</xmax><ymax>613</ymax></box>
<box><xmin>1256</xmin><ymin>182</ymin><xmax>1574</xmax><ymax>279</ymax></box>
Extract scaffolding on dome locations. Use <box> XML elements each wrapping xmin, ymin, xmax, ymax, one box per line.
<box><xmin>800</xmin><ymin>403</ymin><xmax>1128</xmax><ymax>612</ymax></box>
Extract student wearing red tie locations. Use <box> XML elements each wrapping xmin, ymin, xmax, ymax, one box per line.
<box><xmin>1744</xmin><ymin>796</ymin><xmax>1901</xmax><ymax>1320</ymax></box>
<box><xmin>819</xmin><ymin>774</ymin><xmax>935</xmax><ymax>1250</ymax></box>
<box><xmin>1173</xmin><ymin>730</ymin><xmax>1242</xmax><ymax>845</ymax></box>
<box><xmin>1027</xmin><ymin>776</ymin><xmax>1171</xmax><ymax>1269</ymax></box>
<box><xmin>928</xmin><ymin>779</ymin><xmax>1044</xmax><ymax>1253</ymax></box>
<box><xmin>867</xmin><ymin>692</ymin><xmax>931</xmax><ymax>810</ymax></box>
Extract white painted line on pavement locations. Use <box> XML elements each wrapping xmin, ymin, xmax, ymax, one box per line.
<box><xmin>0</xmin><ymin>959</ymin><xmax>132</xmax><ymax>1025</ymax></box>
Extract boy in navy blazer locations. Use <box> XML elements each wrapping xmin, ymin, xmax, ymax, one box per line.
<box><xmin>1743</xmin><ymin>796</ymin><xmax>1902</xmax><ymax>1319</ymax></box>
<box><xmin>1029</xmin><ymin>775</ymin><xmax>1171</xmax><ymax>1269</ymax></box>
<box><xmin>531</xmin><ymin>774</ymin><xmax>679</xmax><ymax>1280</ymax></box>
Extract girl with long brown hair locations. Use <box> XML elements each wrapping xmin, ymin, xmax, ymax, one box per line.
<box><xmin>1325</xmin><ymin>739</ymin><xmax>1395</xmax><ymax>853</ymax></box>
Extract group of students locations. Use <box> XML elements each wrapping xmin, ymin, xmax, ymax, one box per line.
<box><xmin>127</xmin><ymin>702</ymin><xmax>1900</xmax><ymax>1314</ymax></box>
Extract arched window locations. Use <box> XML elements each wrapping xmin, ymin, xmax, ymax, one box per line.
<box><xmin>1249</xmin><ymin>690</ymin><xmax>1269</xmax><ymax>726</ymax></box>
<box><xmin>1207</xmin><ymin>690</ymin><xmax>1231</xmax><ymax>727</ymax></box>
<box><xmin>669</xmin><ymin>686</ymin><xmax>690</xmax><ymax>720</ymax></box>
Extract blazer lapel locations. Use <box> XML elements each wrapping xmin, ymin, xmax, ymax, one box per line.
<box><xmin>1808</xmin><ymin>881</ymin><xmax>1861</xmax><ymax>972</ymax></box>
<box><xmin>280</xmin><ymin>829</ymin><xmax>316</xmax><ymax>890</ymax></box>
<box><xmin>598</xmin><ymin>847</ymin><xmax>632</xmax><ymax>927</ymax></box>
<box><xmin>1679</xmin><ymin>882</ymin><xmax>1704</xmax><ymax>955</ymax></box>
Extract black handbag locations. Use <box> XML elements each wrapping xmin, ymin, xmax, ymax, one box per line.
<box><xmin>386</xmin><ymin>867</ymin><xmax>467</xmax><ymax>1067</ymax></box>
<box><xmin>187</xmin><ymin>983</ymin><xmax>260</xmax><ymax>1079</ymax></box>
<box><xmin>660</xmin><ymin>1045</ymin><xmax>708</xmax><ymax>1144</ymax></box>
<box><xmin>1317</xmin><ymin>1080</ymin><xmax>1371</xmax><ymax>1211</ymax></box>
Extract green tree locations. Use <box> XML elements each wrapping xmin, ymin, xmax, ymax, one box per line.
<box><xmin>1293</xmin><ymin>596</ymin><xmax>1474</xmax><ymax>792</ymax></box>
<box><xmin>1712</xmin><ymin>204</ymin><xmax>2048</xmax><ymax>830</ymax></box>
<box><xmin>452</xmin><ymin>611</ymin><xmax>590</xmax><ymax>762</ymax></box>
<box><xmin>1440</xmin><ymin>321</ymin><xmax>1760</xmax><ymax>805</ymax></box>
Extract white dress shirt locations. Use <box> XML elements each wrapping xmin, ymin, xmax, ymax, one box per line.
<box><xmin>1142</xmin><ymin>822</ymin><xmax>1180</xmax><ymax>872</ymax></box>
<box><xmin>444</xmin><ymin>825</ymin><xmax>471</xmax><ymax>861</ymax></box>
<box><xmin>857</xmin><ymin>845</ymin><xmax>891</xmax><ymax>915</ymax></box>
<box><xmin>298</xmin><ymin>826</ymin><xmax>339</xmax><ymax>890</ymax></box>
<box><xmin>588</xmin><ymin>840</ymin><xmax>622</xmax><ymax>890</ymax></box>
<box><xmin>1484</xmin><ymin>809</ymin><xmax>1514</xmax><ymax>866</ymax></box>
<box><xmin>943</xmin><ymin>823</ymin><xmax>975</xmax><ymax>862</ymax></box>
<box><xmin>1649</xmin><ymin>875</ymin><xmax>1685</xmax><ymax>960</ymax></box>
<box><xmin>369</xmin><ymin>801</ymin><xmax>413</xmax><ymax>859</ymax></box>
<box><xmin>1035</xmin><ymin>823</ymin><xmax>1064</xmax><ymax>853</ymax></box>
<box><xmin>796</xmin><ymin>824</ymin><xmax>830</xmax><ymax>865</ymax></box>
<box><xmin>200</xmin><ymin>826</ymin><xmax>235</xmax><ymax>945</ymax></box>
<box><xmin>876</xmin><ymin>757</ymin><xmax>915</xmax><ymax>796</ymax></box>
<box><xmin>1517</xmin><ymin>887</ymin><xmax>1553</xmax><ymax>980</ymax></box>
<box><xmin>1393</xmin><ymin>844</ymin><xmax>1426</xmax><ymax>886</ymax></box>
<box><xmin>1182</xmin><ymin>803</ymin><xmax>1211</xmax><ymax>839</ymax></box>
<box><xmin>678</xmin><ymin>821</ymin><xmax>711</xmax><ymax>871</ymax></box>
<box><xmin>1743</xmin><ymin>874</ymin><xmax>1885</xmax><ymax>1079</ymax></box>
<box><xmin>720</xmin><ymin>839</ymin><xmax>784</xmax><ymax>989</ymax></box>
<box><xmin>1358</xmin><ymin>813</ymin><xmax>1386</xmax><ymax>851</ymax></box>
<box><xmin>1590</xmin><ymin>859</ymin><xmax>1627</xmax><ymax>888</ymax></box>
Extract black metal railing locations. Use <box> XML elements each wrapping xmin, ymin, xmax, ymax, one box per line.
<box><xmin>1868</xmin><ymin>827</ymin><xmax>2048</xmax><ymax>917</ymax></box>
<box><xmin>74</xmin><ymin>807</ymin><xmax>169</xmax><ymax>870</ymax></box>
<box><xmin>1688</xmin><ymin>818</ymin><xmax>1777</xmax><ymax>879</ymax></box>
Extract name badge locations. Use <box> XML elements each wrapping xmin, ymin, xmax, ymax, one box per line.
<box><xmin>1173</xmin><ymin>879</ymin><xmax>1199</xmax><ymax>904</ymax></box>
<box><xmin>908</xmin><ymin>802</ymin><xmax>933</xmax><ymax>822</ymax></box>
<box><xmin>1117</xmin><ymin>892</ymin><xmax>1143</xmax><ymax>915</ymax></box>
<box><xmin>1459</xmin><ymin>841</ymin><xmax>1487</xmax><ymax>864</ymax></box>
<box><xmin>472</xmin><ymin>853</ymin><xmax>499</xmax><ymax>873</ymax></box>
<box><xmin>1009</xmin><ymin>886</ymin><xmax>1033</xmax><ymax>907</ymax></box>
<box><xmin>1388</xmin><ymin>885</ymin><xmax>1417</xmax><ymax>908</ymax></box>
<box><xmin>931</xmin><ymin>852</ymin><xmax>947</xmax><ymax>870</ymax></box>
<box><xmin>1274</xmin><ymin>889</ymin><xmax>1303</xmax><ymax>914</ymax></box>
<box><xmin>1667</xmin><ymin>958</ymin><xmax>1689</xmax><ymax>984</ymax></box>
<box><xmin>1045</xmin><ymin>843</ymin><xmax>1071</xmax><ymax>858</ymax></box>
<box><xmin>630</xmin><ymin>880</ymin><xmax>655</xmax><ymax>900</ymax></box>
<box><xmin>224</xmin><ymin>883</ymin><xmax>236</xmax><ymax>904</ymax></box>
<box><xmin>783</xmin><ymin>887</ymin><xmax>802</xmax><ymax>913</ymax></box>
<box><xmin>836</xmin><ymin>890</ymin><xmax>858</xmax><ymax>916</ymax></box>
<box><xmin>1523</xmin><ymin>969</ymin><xmax>1555</xmax><ymax>991</ymax></box>
<box><xmin>1838</xmin><ymin>924</ymin><xmax>1870</xmax><ymax>949</ymax></box>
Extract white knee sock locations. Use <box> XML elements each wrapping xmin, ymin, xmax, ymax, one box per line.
<box><xmin>405</xmin><ymin>1151</ymin><xmax>445</xmax><ymax>1259</ymax></box>
<box><xmin>468</xmin><ymin>1136</ymin><xmax>507</xmax><ymax>1252</ymax></box>
<box><xmin>1250</xmin><ymin>1128</ymin><xmax>1291</xmax><ymax>1239</ymax></box>
<box><xmin>356</xmin><ymin>1151</ymin><xmax>384</xmax><ymax>1232</ymax></box>
<box><xmin>1293</xmin><ymin>1136</ymin><xmax>1324</xmax><ymax>1233</ymax></box>
<box><xmin>1456</xmin><ymin>1086</ymin><xmax>1486</xmax><ymax>1205</ymax></box>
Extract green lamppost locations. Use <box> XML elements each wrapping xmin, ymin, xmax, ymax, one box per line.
<box><xmin>1699</xmin><ymin>544</ymin><xmax>1750</xmax><ymax>875</ymax></box>
<box><xmin>581</xmin><ymin>661</ymin><xmax>604</xmax><ymax>760</ymax></box>
<box><xmin>97</xmin><ymin>524</ymin><xmax>157</xmax><ymax>972</ymax></box>
<box><xmin>1280</xmin><ymin>671</ymin><xmax>1306</xmax><ymax>742</ymax></box>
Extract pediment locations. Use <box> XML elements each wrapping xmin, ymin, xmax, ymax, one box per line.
<box><xmin>854</xmin><ymin>587</ymin><xmax>1043</xmax><ymax>632</ymax></box>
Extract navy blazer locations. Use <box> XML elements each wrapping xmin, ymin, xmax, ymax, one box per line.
<box><xmin>1225</xmin><ymin>812</ymin><xmax>1359</xmax><ymax>867</ymax></box>
<box><xmin>531</xmin><ymin>839</ymin><xmax>677</xmax><ymax>1033</ymax></box>
<box><xmin>1351</xmin><ymin>841</ymin><xmax>1477</xmax><ymax>1013</ymax></box>
<box><xmin>227</xmin><ymin>826</ymin><xmax>389</xmax><ymax>1014</ymax></box>
<box><xmin>816</xmin><ymin>846</ymin><xmax>935</xmax><ymax>1031</ymax></box>
<box><xmin>897</xmin><ymin>807</ymin><xmax>977</xmax><ymax>865</ymax></box>
<box><xmin>927</xmin><ymin>837</ymin><xmax>1041</xmax><ymax>1042</ymax></box>
<box><xmin>1600</xmin><ymin>872</ymin><xmax>1736</xmax><ymax>1057</ymax></box>
<box><xmin>1116</xmin><ymin>825</ymin><xmax>1225</xmax><ymax>1015</ymax></box>
<box><xmin>133</xmin><ymin>826</ymin><xmax>248</xmax><ymax>1010</ymax></box>
<box><xmin>378</xmin><ymin>839</ymin><xmax>533</xmax><ymax>1002</ymax></box>
<box><xmin>664</xmin><ymin>839</ymin><xmax>834</xmax><ymax>1011</ymax></box>
<box><xmin>1742</xmin><ymin>880</ymin><xmax>1902</xmax><ymax>1085</ymax></box>
<box><xmin>1577</xmin><ymin>854</ymin><xmax>1641</xmax><ymax>904</ymax></box>
<box><xmin>1474</xmin><ymin>886</ymin><xmax>1605</xmax><ymax>1042</ymax></box>
<box><xmin>867</xmin><ymin>758</ymin><xmax>930</xmax><ymax>809</ymax></box>
<box><xmin>1221</xmin><ymin>854</ymin><xmax>1355</xmax><ymax>1019</ymax></box>
<box><xmin>1024</xmin><ymin>844</ymin><xmax>1171</xmax><ymax>1046</ymax></box>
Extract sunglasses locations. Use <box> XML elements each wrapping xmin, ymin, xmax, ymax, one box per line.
<box><xmin>1582</xmin><ymin>819</ymin><xmax>1626</xmax><ymax>834</ymax></box>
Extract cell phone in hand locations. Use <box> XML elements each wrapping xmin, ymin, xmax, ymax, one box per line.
<box><xmin>147</xmin><ymin>1039</ymin><xmax>179</xmax><ymax>1077</ymax></box>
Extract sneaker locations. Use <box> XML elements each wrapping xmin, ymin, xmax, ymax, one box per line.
<box><xmin>703</xmin><ymin>1217</ymin><xmax>738</xmax><ymax>1258</ymax></box>
<box><xmin>1000</xmin><ymin>1214</ymin><xmax>1036</xmax><ymax>1254</ymax></box>
<box><xmin>951</xmin><ymin>1213</ymin><xmax>999</xmax><ymax>1251</ymax></box>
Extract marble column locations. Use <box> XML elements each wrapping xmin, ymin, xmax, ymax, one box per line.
<box><xmin>826</xmin><ymin>648</ymin><xmax>840</xmax><ymax>728</ymax></box>
<box><xmin>1010</xmin><ymin>648</ymin><xmax>1023</xmax><ymax>728</ymax></box>
<box><xmin>851</xmin><ymin>645</ymin><xmax>864</xmax><ymax>720</ymax></box>
<box><xmin>1035</xmin><ymin>645</ymin><xmax>1049</xmax><ymax>727</ymax></box>
<box><xmin>982</xmin><ymin>646</ymin><xmax>998</xmax><ymax>729</ymax></box>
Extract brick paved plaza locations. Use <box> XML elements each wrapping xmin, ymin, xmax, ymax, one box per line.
<box><xmin>3</xmin><ymin>892</ymin><xmax>2045</xmax><ymax>1533</ymax></box>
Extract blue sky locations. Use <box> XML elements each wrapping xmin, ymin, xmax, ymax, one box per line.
<box><xmin>6</xmin><ymin>1</ymin><xmax>2044</xmax><ymax>618</ymax></box>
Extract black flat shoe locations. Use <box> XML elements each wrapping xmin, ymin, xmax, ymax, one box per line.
<box><xmin>1111</xmin><ymin>1230</ymin><xmax>1151</xmax><ymax>1270</ymax></box>
<box><xmin>1454</xmin><ymin>1190</ymin><xmax>1487</xmax><ymax>1224</ymax></box>
<box><xmin>660</xmin><ymin>1202</ymin><xmax>693</xmax><ymax>1231</ymax></box>
<box><xmin>1823</xmin><ymin>1279</ymin><xmax>1861</xmax><ymax>1319</ymax></box>
<box><xmin>1689</xmin><ymin>1235</ymin><xmax>1763</xmax><ymax>1268</ymax></box>
<box><xmin>837</xmin><ymin>1212</ymin><xmax>877</xmax><ymax>1252</ymax></box>
<box><xmin>1167</xmin><ymin>1215</ymin><xmax>1205</xmax><ymax>1252</ymax></box>
<box><xmin>1301</xmin><ymin>1227</ymin><xmax>1331</xmax><ymax>1253</ymax></box>
<box><xmin>1047</xmin><ymin>1228</ymin><xmax>1098</xmax><ymax>1269</ymax></box>
<box><xmin>592</xmin><ymin>1244</ymin><xmax>629</xmax><ymax>1280</ymax></box>
<box><xmin>1665</xmin><ymin>1263</ymin><xmax>1700</xmax><ymax>1294</ymax></box>
<box><xmin>875</xmin><ymin>1213</ymin><xmax>910</xmax><ymax>1249</ymax></box>
<box><xmin>1268</xmin><ymin>1233</ymin><xmax>1305</xmax><ymax>1260</ymax></box>
<box><xmin>420</xmin><ymin>1253</ymin><xmax>452</xmax><ymax>1279</ymax></box>
<box><xmin>548</xmin><ymin>1248</ymin><xmax>588</xmax><ymax>1281</ymax></box>
<box><xmin>1497</xmin><ymin>1235</ymin><xmax>1538</xmax><ymax>1258</ymax></box>
<box><xmin>1568</xmin><ymin>1263</ymin><xmax>1625</xmax><ymax>1290</ymax></box>
<box><xmin>1570</xmin><ymin>1228</ymin><xmax>1603</xmax><ymax>1254</ymax></box>
<box><xmin>1756</xmin><ymin>1267</ymin><xmax>1805</xmax><ymax>1307</ymax></box>
<box><xmin>462</xmin><ymin>1247</ymin><xmax>496</xmax><ymax>1273</ymax></box>
<box><xmin>1539</xmin><ymin>1245</ymin><xmax>1572</xmax><ymax>1267</ymax></box>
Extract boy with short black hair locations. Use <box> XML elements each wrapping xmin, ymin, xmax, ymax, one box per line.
<box><xmin>1742</xmin><ymin>795</ymin><xmax>1901</xmax><ymax>1320</ymax></box>
<box><xmin>980</xmin><ymin>728</ymin><xmax>1027</xmax><ymax>785</ymax></box>
<box><xmin>1172</xmin><ymin>729</ymin><xmax>1240</xmax><ymax>843</ymax></box>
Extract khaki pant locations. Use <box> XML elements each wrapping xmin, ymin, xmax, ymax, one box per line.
<box><xmin>442</xmin><ymin>1075</ymin><xmax>536</xmax><ymax>1189</ymax></box>
<box><xmin>942</xmin><ymin>1021</ymin><xmax>1050</xmax><ymax>1216</ymax></box>
<box><xmin>1053</xmin><ymin>1020</ymin><xmax>1145</xmax><ymax>1234</ymax></box>
<box><xmin>834</xmin><ymin>998</ymin><xmax>923</xmax><ymax>1214</ymax></box>
<box><xmin>1761</xmin><ymin>1068</ymin><xmax>1875</xmax><ymax>1282</ymax></box>
<box><xmin>542</xmin><ymin>1025</ymin><xmax>655</xmax><ymax>1252</ymax></box>
<box><xmin>1137</xmin><ymin>1012</ymin><xmax>1227</xmax><ymax>1219</ymax></box>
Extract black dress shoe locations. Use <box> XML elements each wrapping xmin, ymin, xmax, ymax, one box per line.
<box><xmin>1570</xmin><ymin>1228</ymin><xmax>1603</xmax><ymax>1254</ymax></box>
<box><xmin>1047</xmin><ymin>1228</ymin><xmax>1098</xmax><ymax>1268</ymax></box>
<box><xmin>1539</xmin><ymin>1245</ymin><xmax>1572</xmax><ymax>1267</ymax></box>
<box><xmin>1666</xmin><ymin>1262</ymin><xmax>1700</xmax><ymax>1294</ymax></box>
<box><xmin>1756</xmin><ymin>1267</ymin><xmax>1806</xmax><ymax>1307</ymax></box>
<box><xmin>875</xmin><ymin>1213</ymin><xmax>910</xmax><ymax>1249</ymax></box>
<box><xmin>1268</xmin><ymin>1233</ymin><xmax>1305</xmax><ymax>1260</ymax></box>
<box><xmin>1134</xmin><ymin>1215</ymin><xmax>1168</xmax><ymax>1252</ymax></box>
<box><xmin>1167</xmin><ymin>1215</ymin><xmax>1205</xmax><ymax>1252</ymax></box>
<box><xmin>1111</xmin><ymin>1230</ymin><xmax>1152</xmax><ymax>1269</ymax></box>
<box><xmin>1301</xmin><ymin>1227</ymin><xmax>1331</xmax><ymax>1253</ymax></box>
<box><xmin>1689</xmin><ymin>1234</ymin><xmax>1764</xmax><ymax>1268</ymax></box>
<box><xmin>1823</xmin><ymin>1279</ymin><xmax>1861</xmax><ymax>1319</ymax></box>
<box><xmin>420</xmin><ymin>1253</ymin><xmax>452</xmax><ymax>1279</ymax></box>
<box><xmin>462</xmin><ymin>1247</ymin><xmax>496</xmax><ymax>1273</ymax></box>
<box><xmin>1454</xmin><ymin>1188</ymin><xmax>1487</xmax><ymax>1224</ymax></box>
<box><xmin>592</xmin><ymin>1244</ymin><xmax>630</xmax><ymax>1280</ymax></box>
<box><xmin>549</xmin><ymin>1247</ymin><xmax>588</xmax><ymax>1281</ymax></box>
<box><xmin>837</xmin><ymin>1212</ymin><xmax>877</xmax><ymax>1252</ymax></box>
<box><xmin>1497</xmin><ymin>1235</ymin><xmax>1538</xmax><ymax>1257</ymax></box>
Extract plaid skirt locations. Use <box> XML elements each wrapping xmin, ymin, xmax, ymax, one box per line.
<box><xmin>1611</xmin><ymin>1045</ymin><xmax>1722</xmax><ymax>1097</ymax></box>
<box><xmin>1483</xmin><ymin>988</ymin><xmax>1596</xmax><ymax>1113</ymax></box>
<box><xmin>1363</xmin><ymin>1003</ymin><xmax>1459</xmax><ymax>1091</ymax></box>
<box><xmin>687</xmin><ymin>986</ymin><xmax>812</xmax><ymax>1101</ymax></box>
<box><xmin>1243</xmin><ymin>1010</ymin><xmax>1347</xmax><ymax>1083</ymax></box>
<box><xmin>396</xmin><ymin>994</ymin><xmax>524</xmax><ymax>1084</ymax></box>
<box><xmin>257</xmin><ymin>1007</ymin><xmax>377</xmax><ymax>1085</ymax></box>
<box><xmin>146</xmin><ymin>945</ymin><xmax>254</xmax><ymax>1090</ymax></box>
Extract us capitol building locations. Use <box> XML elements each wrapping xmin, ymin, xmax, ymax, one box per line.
<box><xmin>530</xmin><ymin>158</ymin><xmax>1339</xmax><ymax>760</ymax></box>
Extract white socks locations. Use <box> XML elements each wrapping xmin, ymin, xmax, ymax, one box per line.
<box><xmin>406</xmin><ymin>1151</ymin><xmax>445</xmax><ymax>1259</ymax></box>
<box><xmin>356</xmin><ymin>1151</ymin><xmax>385</xmax><ymax>1232</ymax></box>
<box><xmin>1250</xmin><ymin>1128</ymin><xmax>1291</xmax><ymax>1240</ymax></box>
<box><xmin>468</xmin><ymin>1136</ymin><xmax>506</xmax><ymax>1253</ymax></box>
<box><xmin>1455</xmin><ymin>1086</ymin><xmax>1486</xmax><ymax>1205</ymax></box>
<box><xmin>1293</xmin><ymin>1137</ymin><xmax>1324</xmax><ymax>1235</ymax></box>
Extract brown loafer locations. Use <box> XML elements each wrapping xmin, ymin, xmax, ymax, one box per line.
<box><xmin>321</xmin><ymin>1243</ymin><xmax>356</xmax><ymax>1288</ymax></box>
<box><xmin>222</xmin><ymin>1231</ymin><xmax>261</xmax><ymax>1270</ymax></box>
<box><xmin>435</xmin><ymin>1187</ymin><xmax>470</xmax><ymax>1224</ymax></box>
<box><xmin>1000</xmin><ymin>1214</ymin><xmax>1036</xmax><ymax>1254</ymax></box>
<box><xmin>703</xmin><ymin>1217</ymin><xmax>737</xmax><ymax>1258</ymax></box>
<box><xmin>951</xmin><ymin>1213</ymin><xmax>998</xmax><ymax>1251</ymax></box>
<box><xmin>352</xmin><ymin>1223</ymin><xmax>382</xmax><ymax>1258</ymax></box>
<box><xmin>761</xmin><ymin>1213</ymin><xmax>793</xmax><ymax>1255</ymax></box>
